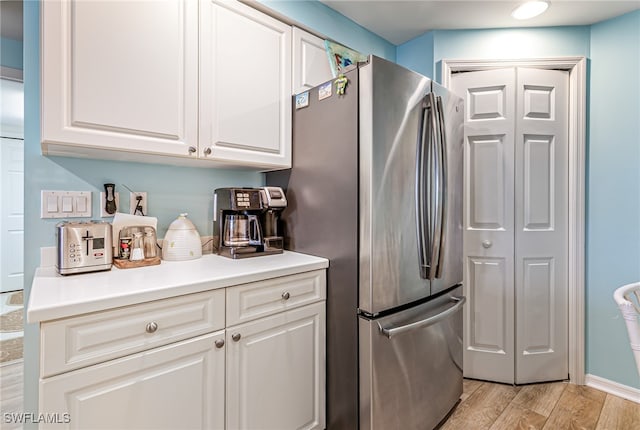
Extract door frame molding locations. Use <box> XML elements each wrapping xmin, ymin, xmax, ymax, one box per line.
<box><xmin>441</xmin><ymin>57</ymin><xmax>587</xmax><ymax>385</ymax></box>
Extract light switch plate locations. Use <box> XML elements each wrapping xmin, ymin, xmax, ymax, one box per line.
<box><xmin>41</xmin><ymin>191</ymin><xmax>92</xmax><ymax>218</ymax></box>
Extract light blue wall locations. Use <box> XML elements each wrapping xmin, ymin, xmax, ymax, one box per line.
<box><xmin>22</xmin><ymin>0</ymin><xmax>396</xmax><ymax>422</ymax></box>
<box><xmin>0</xmin><ymin>37</ymin><xmax>23</xmax><ymax>69</ymax></box>
<box><xmin>257</xmin><ymin>0</ymin><xmax>395</xmax><ymax>61</ymax></box>
<box><xmin>587</xmin><ymin>10</ymin><xmax>640</xmax><ymax>389</ymax></box>
<box><xmin>396</xmin><ymin>31</ymin><xmax>434</xmax><ymax>78</ymax></box>
<box><xmin>397</xmin><ymin>26</ymin><xmax>590</xmax><ymax>81</ymax></box>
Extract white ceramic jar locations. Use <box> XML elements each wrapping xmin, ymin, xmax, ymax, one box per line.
<box><xmin>162</xmin><ymin>214</ymin><xmax>202</xmax><ymax>261</ymax></box>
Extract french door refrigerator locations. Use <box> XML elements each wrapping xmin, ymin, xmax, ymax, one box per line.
<box><xmin>266</xmin><ymin>56</ymin><xmax>465</xmax><ymax>430</ymax></box>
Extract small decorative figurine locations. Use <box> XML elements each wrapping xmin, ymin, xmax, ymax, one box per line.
<box><xmin>335</xmin><ymin>74</ymin><xmax>349</xmax><ymax>95</ymax></box>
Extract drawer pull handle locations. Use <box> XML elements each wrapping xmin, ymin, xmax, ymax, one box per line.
<box><xmin>215</xmin><ymin>339</ymin><xmax>225</xmax><ymax>349</ymax></box>
<box><xmin>282</xmin><ymin>291</ymin><xmax>291</xmax><ymax>300</ymax></box>
<box><xmin>145</xmin><ymin>322</ymin><xmax>159</xmax><ymax>333</ymax></box>
<box><xmin>232</xmin><ymin>333</ymin><xmax>241</xmax><ymax>342</ymax></box>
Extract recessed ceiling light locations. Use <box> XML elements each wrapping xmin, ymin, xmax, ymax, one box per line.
<box><xmin>511</xmin><ymin>1</ymin><xmax>550</xmax><ymax>20</ymax></box>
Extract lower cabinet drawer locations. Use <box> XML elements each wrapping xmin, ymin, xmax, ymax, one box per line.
<box><xmin>40</xmin><ymin>289</ymin><xmax>225</xmax><ymax>378</ymax></box>
<box><xmin>226</xmin><ymin>269</ymin><xmax>326</xmax><ymax>326</ymax></box>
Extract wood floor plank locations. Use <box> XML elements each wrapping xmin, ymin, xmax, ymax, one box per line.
<box><xmin>595</xmin><ymin>394</ymin><xmax>640</xmax><ymax>430</ymax></box>
<box><xmin>542</xmin><ymin>383</ymin><xmax>607</xmax><ymax>430</ymax></box>
<box><xmin>461</xmin><ymin>378</ymin><xmax>485</xmax><ymax>403</ymax></box>
<box><xmin>511</xmin><ymin>381</ymin><xmax>567</xmax><ymax>417</ymax></box>
<box><xmin>489</xmin><ymin>403</ymin><xmax>548</xmax><ymax>430</ymax></box>
<box><xmin>441</xmin><ymin>382</ymin><xmax>521</xmax><ymax>430</ymax></box>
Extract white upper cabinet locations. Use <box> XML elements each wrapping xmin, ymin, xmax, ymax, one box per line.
<box><xmin>292</xmin><ymin>27</ymin><xmax>334</xmax><ymax>95</ymax></box>
<box><xmin>200</xmin><ymin>0</ymin><xmax>292</xmax><ymax>169</ymax></box>
<box><xmin>41</xmin><ymin>0</ymin><xmax>199</xmax><ymax>159</ymax></box>
<box><xmin>41</xmin><ymin>0</ymin><xmax>292</xmax><ymax>170</ymax></box>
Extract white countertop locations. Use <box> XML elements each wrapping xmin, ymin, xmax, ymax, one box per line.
<box><xmin>27</xmin><ymin>251</ymin><xmax>328</xmax><ymax>323</ymax></box>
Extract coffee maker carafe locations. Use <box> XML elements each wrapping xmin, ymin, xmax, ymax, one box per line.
<box><xmin>214</xmin><ymin>187</ymin><xmax>285</xmax><ymax>259</ymax></box>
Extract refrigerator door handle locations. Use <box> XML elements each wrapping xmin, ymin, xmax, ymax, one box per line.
<box><xmin>415</xmin><ymin>95</ymin><xmax>432</xmax><ymax>279</ymax></box>
<box><xmin>427</xmin><ymin>92</ymin><xmax>443</xmax><ymax>280</ymax></box>
<box><xmin>378</xmin><ymin>296</ymin><xmax>466</xmax><ymax>338</ymax></box>
<box><xmin>435</xmin><ymin>96</ymin><xmax>448</xmax><ymax>279</ymax></box>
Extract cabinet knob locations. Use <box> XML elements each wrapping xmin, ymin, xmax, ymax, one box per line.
<box><xmin>188</xmin><ymin>146</ymin><xmax>197</xmax><ymax>154</ymax></box>
<box><xmin>232</xmin><ymin>333</ymin><xmax>241</xmax><ymax>342</ymax></box>
<box><xmin>203</xmin><ymin>147</ymin><xmax>212</xmax><ymax>156</ymax></box>
<box><xmin>145</xmin><ymin>322</ymin><xmax>159</xmax><ymax>333</ymax></box>
<box><xmin>281</xmin><ymin>291</ymin><xmax>291</xmax><ymax>300</ymax></box>
<box><xmin>215</xmin><ymin>339</ymin><xmax>225</xmax><ymax>349</ymax></box>
<box><xmin>482</xmin><ymin>240</ymin><xmax>493</xmax><ymax>249</ymax></box>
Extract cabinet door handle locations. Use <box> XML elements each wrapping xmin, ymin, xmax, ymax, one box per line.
<box><xmin>188</xmin><ymin>146</ymin><xmax>196</xmax><ymax>154</ymax></box>
<box><xmin>215</xmin><ymin>339</ymin><xmax>225</xmax><ymax>349</ymax></box>
<box><xmin>203</xmin><ymin>147</ymin><xmax>212</xmax><ymax>156</ymax></box>
<box><xmin>232</xmin><ymin>333</ymin><xmax>241</xmax><ymax>342</ymax></box>
<box><xmin>282</xmin><ymin>291</ymin><xmax>291</xmax><ymax>300</ymax></box>
<box><xmin>145</xmin><ymin>322</ymin><xmax>158</xmax><ymax>333</ymax></box>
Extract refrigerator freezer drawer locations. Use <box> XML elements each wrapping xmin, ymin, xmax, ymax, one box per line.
<box><xmin>359</xmin><ymin>286</ymin><xmax>464</xmax><ymax>430</ymax></box>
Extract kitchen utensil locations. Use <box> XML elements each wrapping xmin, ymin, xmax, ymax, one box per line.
<box><xmin>162</xmin><ymin>213</ymin><xmax>202</xmax><ymax>261</ymax></box>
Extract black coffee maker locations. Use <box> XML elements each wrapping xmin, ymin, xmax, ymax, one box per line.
<box><xmin>213</xmin><ymin>187</ymin><xmax>286</xmax><ymax>259</ymax></box>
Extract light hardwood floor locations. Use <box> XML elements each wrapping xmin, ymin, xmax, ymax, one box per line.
<box><xmin>441</xmin><ymin>379</ymin><xmax>640</xmax><ymax>430</ymax></box>
<box><xmin>0</xmin><ymin>360</ymin><xmax>23</xmax><ymax>430</ymax></box>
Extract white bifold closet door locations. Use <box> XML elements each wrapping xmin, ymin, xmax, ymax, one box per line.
<box><xmin>452</xmin><ymin>67</ymin><xmax>569</xmax><ymax>384</ymax></box>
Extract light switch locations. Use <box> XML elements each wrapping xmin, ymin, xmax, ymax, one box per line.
<box><xmin>41</xmin><ymin>190</ymin><xmax>92</xmax><ymax>218</ymax></box>
<box><xmin>76</xmin><ymin>196</ymin><xmax>87</xmax><ymax>213</ymax></box>
<box><xmin>47</xmin><ymin>195</ymin><xmax>58</xmax><ymax>213</ymax></box>
<box><xmin>62</xmin><ymin>196</ymin><xmax>73</xmax><ymax>213</ymax></box>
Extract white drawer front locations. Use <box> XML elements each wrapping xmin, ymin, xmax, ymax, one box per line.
<box><xmin>226</xmin><ymin>270</ymin><xmax>326</xmax><ymax>326</ymax></box>
<box><xmin>41</xmin><ymin>289</ymin><xmax>225</xmax><ymax>378</ymax></box>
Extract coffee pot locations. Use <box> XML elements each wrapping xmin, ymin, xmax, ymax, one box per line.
<box><xmin>214</xmin><ymin>187</ymin><xmax>286</xmax><ymax>259</ymax></box>
<box><xmin>223</xmin><ymin>214</ymin><xmax>262</xmax><ymax>247</ymax></box>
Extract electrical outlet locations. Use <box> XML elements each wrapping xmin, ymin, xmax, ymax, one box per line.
<box><xmin>100</xmin><ymin>192</ymin><xmax>119</xmax><ymax>217</ymax></box>
<box><xmin>129</xmin><ymin>192</ymin><xmax>148</xmax><ymax>216</ymax></box>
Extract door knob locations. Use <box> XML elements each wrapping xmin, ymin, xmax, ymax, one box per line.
<box><xmin>282</xmin><ymin>291</ymin><xmax>291</xmax><ymax>300</ymax></box>
<box><xmin>188</xmin><ymin>146</ymin><xmax>196</xmax><ymax>154</ymax></box>
<box><xmin>232</xmin><ymin>333</ymin><xmax>241</xmax><ymax>342</ymax></box>
<box><xmin>215</xmin><ymin>339</ymin><xmax>225</xmax><ymax>349</ymax></box>
<box><xmin>203</xmin><ymin>147</ymin><xmax>212</xmax><ymax>156</ymax></box>
<box><xmin>482</xmin><ymin>240</ymin><xmax>492</xmax><ymax>249</ymax></box>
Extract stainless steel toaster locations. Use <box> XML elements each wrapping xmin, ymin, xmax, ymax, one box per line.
<box><xmin>56</xmin><ymin>221</ymin><xmax>113</xmax><ymax>275</ymax></box>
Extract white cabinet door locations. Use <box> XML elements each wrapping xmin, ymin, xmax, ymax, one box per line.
<box><xmin>200</xmin><ymin>0</ymin><xmax>292</xmax><ymax>169</ymax></box>
<box><xmin>226</xmin><ymin>302</ymin><xmax>325</xmax><ymax>430</ymax></box>
<box><xmin>41</xmin><ymin>0</ymin><xmax>198</xmax><ymax>159</ymax></box>
<box><xmin>292</xmin><ymin>28</ymin><xmax>333</xmax><ymax>95</ymax></box>
<box><xmin>40</xmin><ymin>331</ymin><xmax>225</xmax><ymax>430</ymax></box>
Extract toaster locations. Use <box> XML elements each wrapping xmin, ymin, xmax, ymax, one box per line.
<box><xmin>56</xmin><ymin>221</ymin><xmax>113</xmax><ymax>275</ymax></box>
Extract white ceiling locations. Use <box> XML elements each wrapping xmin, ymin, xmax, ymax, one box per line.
<box><xmin>320</xmin><ymin>0</ymin><xmax>640</xmax><ymax>44</ymax></box>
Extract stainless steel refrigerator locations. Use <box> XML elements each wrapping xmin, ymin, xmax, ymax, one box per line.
<box><xmin>266</xmin><ymin>56</ymin><xmax>465</xmax><ymax>430</ymax></box>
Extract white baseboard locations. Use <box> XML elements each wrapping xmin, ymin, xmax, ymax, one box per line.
<box><xmin>585</xmin><ymin>374</ymin><xmax>640</xmax><ymax>403</ymax></box>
